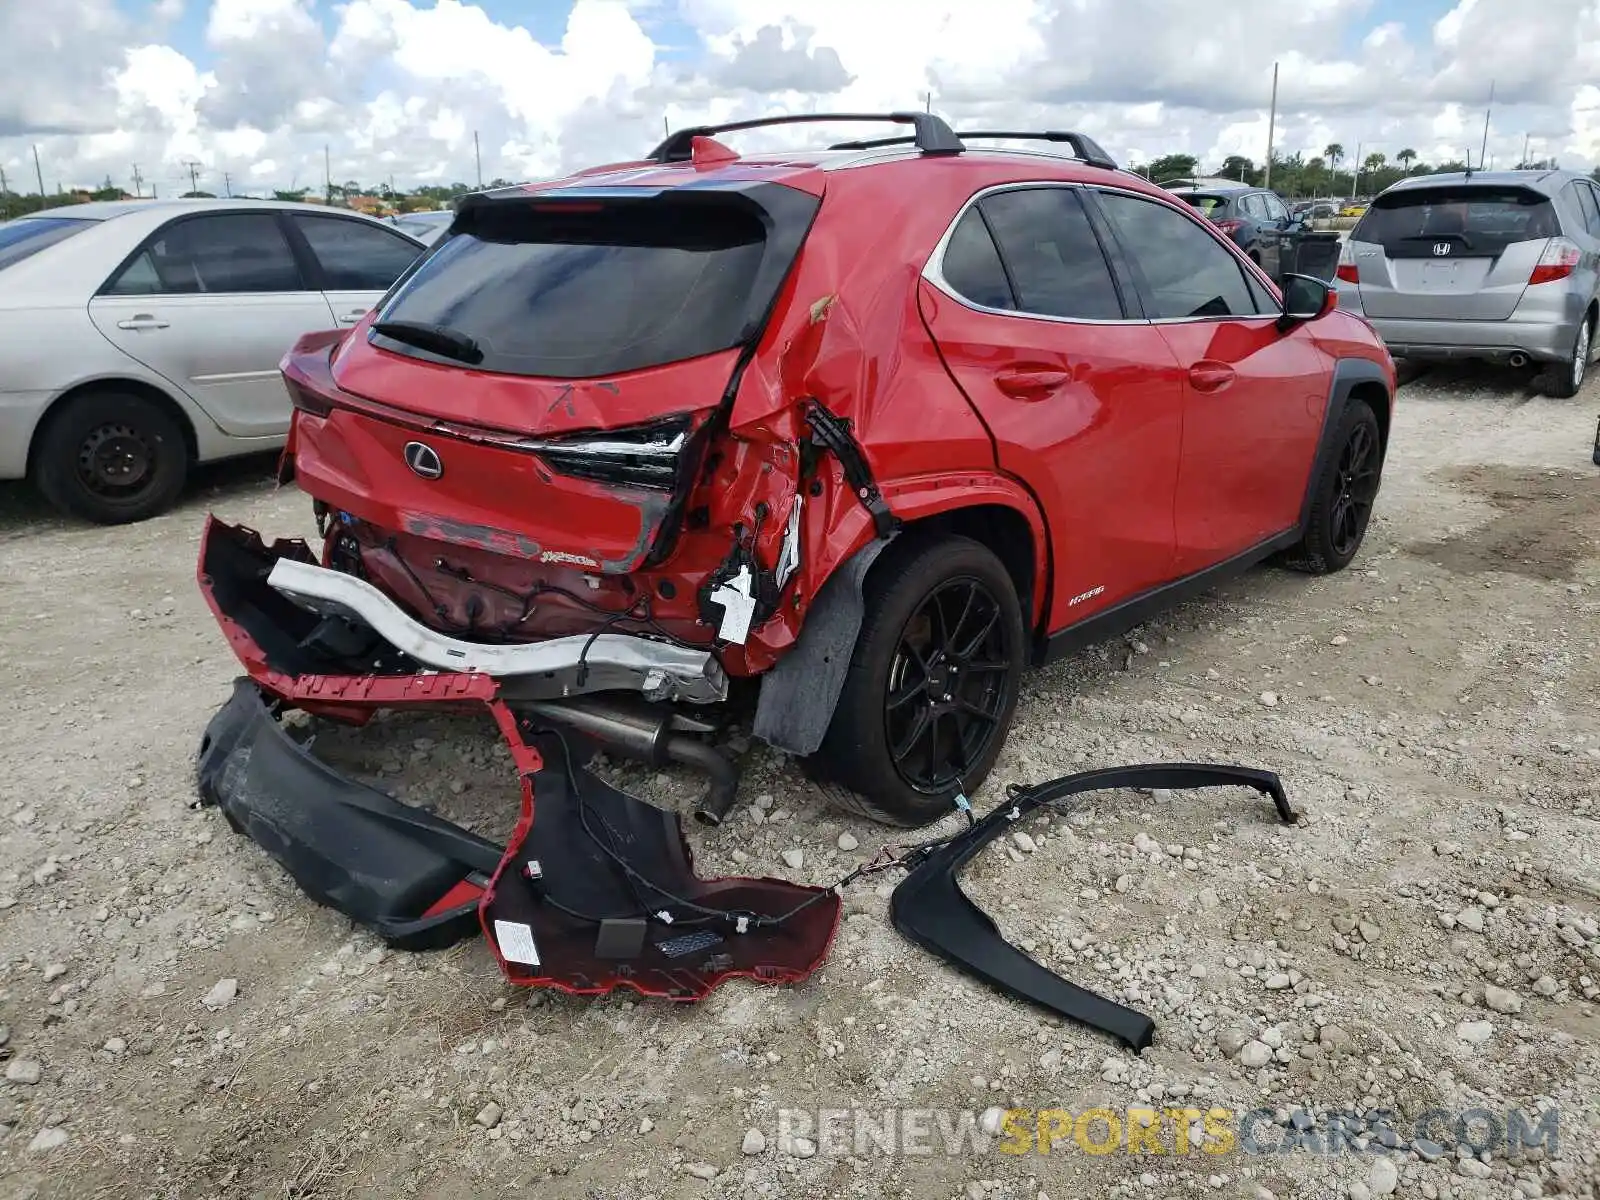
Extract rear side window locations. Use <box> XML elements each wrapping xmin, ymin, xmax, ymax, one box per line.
<box><xmin>373</xmin><ymin>200</ymin><xmax>770</xmax><ymax>378</ymax></box>
<box><xmin>292</xmin><ymin>215</ymin><xmax>421</xmax><ymax>290</ymax></box>
<box><xmin>975</xmin><ymin>188</ymin><xmax>1123</xmax><ymax>320</ymax></box>
<box><xmin>0</xmin><ymin>216</ymin><xmax>97</xmax><ymax>273</ymax></box>
<box><xmin>1353</xmin><ymin>186</ymin><xmax>1561</xmax><ymax>256</ymax></box>
<box><xmin>1573</xmin><ymin>182</ymin><xmax>1600</xmax><ymax>236</ymax></box>
<box><xmin>1180</xmin><ymin>194</ymin><xmax>1228</xmax><ymax>216</ymax></box>
<box><xmin>940</xmin><ymin>210</ymin><xmax>1014</xmax><ymax>310</ymax></box>
<box><xmin>104</xmin><ymin>213</ymin><xmax>304</xmax><ymax>295</ymax></box>
<box><xmin>1095</xmin><ymin>191</ymin><xmax>1262</xmax><ymax>319</ymax></box>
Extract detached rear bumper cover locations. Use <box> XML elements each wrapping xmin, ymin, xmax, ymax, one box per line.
<box><xmin>197</xmin><ymin>677</ymin><xmax>840</xmax><ymax>995</ymax></box>
<box><xmin>890</xmin><ymin>764</ymin><xmax>1299</xmax><ymax>1052</ymax></box>
<box><xmin>198</xmin><ymin>516</ymin><xmax>726</xmax><ymax>705</ymax></box>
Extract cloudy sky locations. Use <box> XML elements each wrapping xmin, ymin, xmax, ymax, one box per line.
<box><xmin>1</xmin><ymin>0</ymin><xmax>1597</xmax><ymax>197</ymax></box>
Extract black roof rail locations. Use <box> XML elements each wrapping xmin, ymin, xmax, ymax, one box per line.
<box><xmin>828</xmin><ymin>129</ymin><xmax>1118</xmax><ymax>170</ymax></box>
<box><xmin>647</xmin><ymin>112</ymin><xmax>965</xmax><ymax>163</ymax></box>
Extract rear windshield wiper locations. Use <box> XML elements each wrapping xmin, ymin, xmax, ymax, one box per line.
<box><xmin>372</xmin><ymin>319</ymin><xmax>484</xmax><ymax>364</ymax></box>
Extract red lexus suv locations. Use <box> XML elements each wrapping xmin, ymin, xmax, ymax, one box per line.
<box><xmin>200</xmin><ymin>113</ymin><xmax>1396</xmax><ymax>831</ymax></box>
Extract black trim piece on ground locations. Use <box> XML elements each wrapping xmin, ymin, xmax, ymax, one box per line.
<box><xmin>890</xmin><ymin>763</ymin><xmax>1299</xmax><ymax>1052</ymax></box>
<box><xmin>196</xmin><ymin>678</ymin><xmax>501</xmax><ymax>951</ymax></box>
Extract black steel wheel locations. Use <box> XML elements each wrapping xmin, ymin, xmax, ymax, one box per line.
<box><xmin>34</xmin><ymin>390</ymin><xmax>189</xmax><ymax>524</ymax></box>
<box><xmin>808</xmin><ymin>535</ymin><xmax>1026</xmax><ymax>827</ymax></box>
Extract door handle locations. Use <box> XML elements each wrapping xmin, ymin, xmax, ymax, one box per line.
<box><xmin>116</xmin><ymin>315</ymin><xmax>170</xmax><ymax>331</ymax></box>
<box><xmin>994</xmin><ymin>367</ymin><xmax>1070</xmax><ymax>399</ymax></box>
<box><xmin>337</xmin><ymin>310</ymin><xmax>368</xmax><ymax>325</ymax></box>
<box><xmin>1188</xmin><ymin>362</ymin><xmax>1236</xmax><ymax>392</ymax></box>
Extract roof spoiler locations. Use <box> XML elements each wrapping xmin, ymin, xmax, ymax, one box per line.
<box><xmin>827</xmin><ymin>129</ymin><xmax>1118</xmax><ymax>170</ymax></box>
<box><xmin>647</xmin><ymin>112</ymin><xmax>966</xmax><ymax>163</ymax></box>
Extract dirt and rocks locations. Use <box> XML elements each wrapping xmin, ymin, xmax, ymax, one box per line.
<box><xmin>1</xmin><ymin>363</ymin><xmax>1598</xmax><ymax>1200</ymax></box>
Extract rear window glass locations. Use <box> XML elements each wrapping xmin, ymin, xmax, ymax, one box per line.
<box><xmin>1179</xmin><ymin>195</ymin><xmax>1229</xmax><ymax>216</ymax></box>
<box><xmin>0</xmin><ymin>216</ymin><xmax>97</xmax><ymax>272</ymax></box>
<box><xmin>373</xmin><ymin>201</ymin><xmax>769</xmax><ymax>379</ymax></box>
<box><xmin>1354</xmin><ymin>187</ymin><xmax>1560</xmax><ymax>255</ymax></box>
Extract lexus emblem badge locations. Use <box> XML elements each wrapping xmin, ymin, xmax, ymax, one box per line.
<box><xmin>1433</xmin><ymin>242</ymin><xmax>1452</xmax><ymax>256</ymax></box>
<box><xmin>403</xmin><ymin>441</ymin><xmax>443</xmax><ymax>480</ymax></box>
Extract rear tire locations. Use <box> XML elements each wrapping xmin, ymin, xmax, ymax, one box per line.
<box><xmin>33</xmin><ymin>391</ymin><xmax>189</xmax><ymax>524</ymax></box>
<box><xmin>1542</xmin><ymin>313</ymin><xmax>1593</xmax><ymax>399</ymax></box>
<box><xmin>1280</xmin><ymin>401</ymin><xmax>1384</xmax><ymax>575</ymax></box>
<box><xmin>805</xmin><ymin>535</ymin><xmax>1026</xmax><ymax>828</ymax></box>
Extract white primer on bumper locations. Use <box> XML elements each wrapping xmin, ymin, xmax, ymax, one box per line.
<box><xmin>265</xmin><ymin>557</ymin><xmax>727</xmax><ymax>704</ymax></box>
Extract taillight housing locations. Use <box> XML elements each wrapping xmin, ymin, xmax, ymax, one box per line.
<box><xmin>1529</xmin><ymin>238</ymin><xmax>1581</xmax><ymax>286</ymax></box>
<box><xmin>1335</xmin><ymin>240</ymin><xmax>1359</xmax><ymax>284</ymax></box>
<box><xmin>281</xmin><ymin>332</ymin><xmax>347</xmax><ymax>418</ymax></box>
<box><xmin>517</xmin><ymin>415</ymin><xmax>694</xmax><ymax>491</ymax></box>
<box><xmin>1213</xmin><ymin>217</ymin><xmax>1246</xmax><ymax>236</ymax></box>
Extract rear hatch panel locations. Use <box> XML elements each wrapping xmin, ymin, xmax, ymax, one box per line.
<box><xmin>288</xmin><ymin>181</ymin><xmax>821</xmax><ymax>580</ymax></box>
<box><xmin>1349</xmin><ymin>184</ymin><xmax>1558</xmax><ymax>320</ymax></box>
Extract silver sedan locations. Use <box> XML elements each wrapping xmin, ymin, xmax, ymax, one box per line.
<box><xmin>0</xmin><ymin>198</ymin><xmax>426</xmax><ymax>523</ymax></box>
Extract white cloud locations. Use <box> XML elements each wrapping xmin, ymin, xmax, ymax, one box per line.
<box><xmin>1</xmin><ymin>0</ymin><xmax>1597</xmax><ymax>199</ymax></box>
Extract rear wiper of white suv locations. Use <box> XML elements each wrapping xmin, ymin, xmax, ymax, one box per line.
<box><xmin>372</xmin><ymin>319</ymin><xmax>484</xmax><ymax>364</ymax></box>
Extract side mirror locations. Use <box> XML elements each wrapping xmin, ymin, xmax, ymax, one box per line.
<box><xmin>1276</xmin><ymin>273</ymin><xmax>1335</xmax><ymax>332</ymax></box>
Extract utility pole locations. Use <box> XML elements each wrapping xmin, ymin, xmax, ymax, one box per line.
<box><xmin>32</xmin><ymin>144</ymin><xmax>45</xmax><ymax>197</ymax></box>
<box><xmin>324</xmin><ymin>144</ymin><xmax>331</xmax><ymax>203</ymax></box>
<box><xmin>473</xmin><ymin>130</ymin><xmax>482</xmax><ymax>188</ymax></box>
<box><xmin>925</xmin><ymin>91</ymin><xmax>932</xmax><ymax>113</ymax></box>
<box><xmin>182</xmin><ymin>159</ymin><xmax>202</xmax><ymax>194</ymax></box>
<box><xmin>1521</xmin><ymin>132</ymin><xmax>1530</xmax><ymax>167</ymax></box>
<box><xmin>1264</xmin><ymin>60</ymin><xmax>1279</xmax><ymax>190</ymax></box>
<box><xmin>223</xmin><ymin>171</ymin><xmax>233</xmax><ymax>197</ymax></box>
<box><xmin>0</xmin><ymin>164</ymin><xmax>8</xmax><ymax>217</ymax></box>
<box><xmin>132</xmin><ymin>163</ymin><xmax>143</xmax><ymax>198</ymax></box>
<box><xmin>1351</xmin><ymin>140</ymin><xmax>1362</xmax><ymax>195</ymax></box>
<box><xmin>1478</xmin><ymin>80</ymin><xmax>1495</xmax><ymax>175</ymax></box>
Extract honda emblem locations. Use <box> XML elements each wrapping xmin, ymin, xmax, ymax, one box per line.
<box><xmin>1432</xmin><ymin>242</ymin><xmax>1452</xmax><ymax>256</ymax></box>
<box><xmin>403</xmin><ymin>441</ymin><xmax>443</xmax><ymax>480</ymax></box>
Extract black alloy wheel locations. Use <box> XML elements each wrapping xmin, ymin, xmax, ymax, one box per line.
<box><xmin>1328</xmin><ymin>418</ymin><xmax>1381</xmax><ymax>559</ymax></box>
<box><xmin>885</xmin><ymin>577</ymin><xmax>1012</xmax><ymax>793</ymax></box>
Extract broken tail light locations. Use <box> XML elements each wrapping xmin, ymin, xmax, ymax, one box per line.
<box><xmin>1529</xmin><ymin>238</ymin><xmax>1581</xmax><ymax>286</ymax></box>
<box><xmin>518</xmin><ymin>415</ymin><xmax>693</xmax><ymax>490</ymax></box>
<box><xmin>1335</xmin><ymin>240</ymin><xmax>1359</xmax><ymax>284</ymax></box>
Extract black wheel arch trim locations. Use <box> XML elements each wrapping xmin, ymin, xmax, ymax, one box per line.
<box><xmin>1296</xmin><ymin>356</ymin><xmax>1391</xmax><ymax>533</ymax></box>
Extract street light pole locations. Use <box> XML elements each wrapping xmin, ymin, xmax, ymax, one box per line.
<box><xmin>1264</xmin><ymin>61</ymin><xmax>1279</xmax><ymax>189</ymax></box>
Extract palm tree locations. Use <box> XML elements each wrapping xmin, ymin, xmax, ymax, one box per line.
<box><xmin>1325</xmin><ymin>143</ymin><xmax>1344</xmax><ymax>171</ymax></box>
<box><xmin>1363</xmin><ymin>152</ymin><xmax>1386</xmax><ymax>173</ymax></box>
<box><xmin>1397</xmin><ymin>148</ymin><xmax>1416</xmax><ymax>174</ymax></box>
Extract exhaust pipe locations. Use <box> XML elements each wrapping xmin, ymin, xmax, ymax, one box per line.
<box><xmin>1507</xmin><ymin>352</ymin><xmax>1530</xmax><ymax>368</ymax></box>
<box><xmin>517</xmin><ymin>696</ymin><xmax>740</xmax><ymax>826</ymax></box>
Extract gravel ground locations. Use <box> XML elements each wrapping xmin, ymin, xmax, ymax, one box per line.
<box><xmin>1</xmin><ymin>363</ymin><xmax>1597</xmax><ymax>1200</ymax></box>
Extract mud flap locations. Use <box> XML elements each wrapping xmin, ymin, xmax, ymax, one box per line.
<box><xmin>479</xmin><ymin>729</ymin><xmax>840</xmax><ymax>999</ymax></box>
<box><xmin>751</xmin><ymin>535</ymin><xmax>893</xmax><ymax>755</ymax></box>
<box><xmin>890</xmin><ymin>764</ymin><xmax>1299</xmax><ymax>1051</ymax></box>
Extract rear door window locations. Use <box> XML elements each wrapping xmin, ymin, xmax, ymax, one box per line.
<box><xmin>1352</xmin><ymin>186</ymin><xmax>1561</xmax><ymax>256</ymax></box>
<box><xmin>372</xmin><ymin>199</ymin><xmax>772</xmax><ymax>378</ymax></box>
<box><xmin>1179</xmin><ymin>194</ymin><xmax>1228</xmax><ymax>217</ymax></box>
<box><xmin>1574</xmin><ymin>182</ymin><xmax>1600</xmax><ymax>237</ymax></box>
<box><xmin>104</xmin><ymin>213</ymin><xmax>304</xmax><ymax>295</ymax></box>
<box><xmin>292</xmin><ymin>215</ymin><xmax>422</xmax><ymax>290</ymax></box>
<box><xmin>0</xmin><ymin>215</ymin><xmax>99</xmax><ymax>272</ymax></box>
<box><xmin>975</xmin><ymin>187</ymin><xmax>1124</xmax><ymax>320</ymax></box>
<box><xmin>1094</xmin><ymin>191</ymin><xmax>1264</xmax><ymax>319</ymax></box>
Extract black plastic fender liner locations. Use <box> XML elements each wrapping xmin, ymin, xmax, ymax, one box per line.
<box><xmin>889</xmin><ymin>764</ymin><xmax>1300</xmax><ymax>1053</ymax></box>
<box><xmin>196</xmin><ymin>678</ymin><xmax>504</xmax><ymax>951</ymax></box>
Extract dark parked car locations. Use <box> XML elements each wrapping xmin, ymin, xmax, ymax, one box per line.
<box><xmin>1166</xmin><ymin>183</ymin><xmax>1300</xmax><ymax>278</ymax></box>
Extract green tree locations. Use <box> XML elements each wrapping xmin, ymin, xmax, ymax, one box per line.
<box><xmin>1220</xmin><ymin>154</ymin><xmax>1256</xmax><ymax>183</ymax></box>
<box><xmin>273</xmin><ymin>187</ymin><xmax>310</xmax><ymax>201</ymax></box>
<box><xmin>1146</xmin><ymin>153</ymin><xmax>1199</xmax><ymax>183</ymax></box>
<box><xmin>1324</xmin><ymin>143</ymin><xmax>1344</xmax><ymax>171</ymax></box>
<box><xmin>1363</xmin><ymin>152</ymin><xmax>1386</xmax><ymax>173</ymax></box>
<box><xmin>1591</xmin><ymin>166</ymin><xmax>1600</xmax><ymax>183</ymax></box>
<box><xmin>1397</xmin><ymin>148</ymin><xmax>1416</xmax><ymax>174</ymax></box>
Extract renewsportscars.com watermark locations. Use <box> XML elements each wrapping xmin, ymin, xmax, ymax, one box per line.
<box><xmin>774</xmin><ymin>1106</ymin><xmax>1560</xmax><ymax>1158</ymax></box>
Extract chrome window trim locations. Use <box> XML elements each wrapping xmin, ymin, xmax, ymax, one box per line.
<box><xmin>922</xmin><ymin>179</ymin><xmax>1284</xmax><ymax>327</ymax></box>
